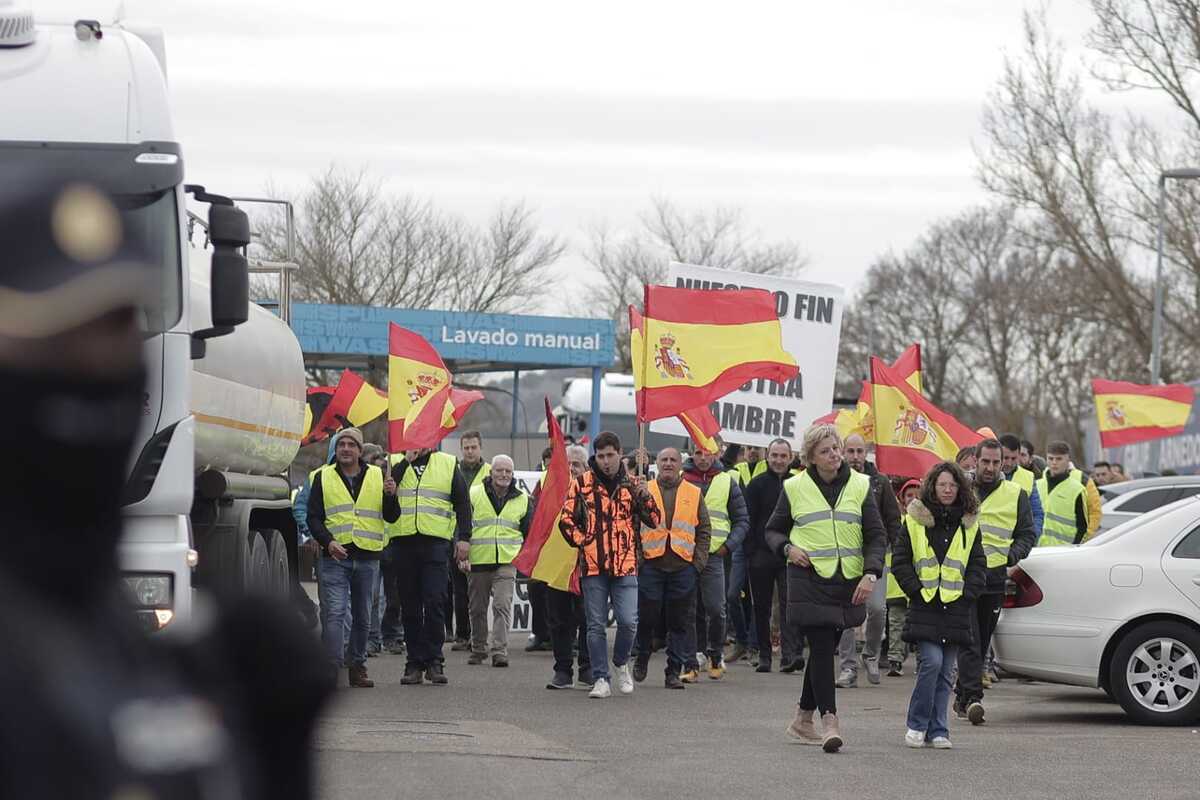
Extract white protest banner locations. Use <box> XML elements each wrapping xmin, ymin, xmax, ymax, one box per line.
<box><xmin>649</xmin><ymin>262</ymin><xmax>845</xmax><ymax>449</ymax></box>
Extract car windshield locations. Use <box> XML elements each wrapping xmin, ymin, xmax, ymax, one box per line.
<box><xmin>0</xmin><ymin>143</ymin><xmax>183</xmax><ymax>333</ymax></box>
<box><xmin>1083</xmin><ymin>496</ymin><xmax>1200</xmax><ymax>547</ymax></box>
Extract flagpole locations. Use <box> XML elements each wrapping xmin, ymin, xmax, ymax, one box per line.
<box><xmin>638</xmin><ymin>284</ymin><xmax>652</xmax><ymax>476</ymax></box>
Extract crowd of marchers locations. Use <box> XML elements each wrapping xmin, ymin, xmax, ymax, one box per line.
<box><xmin>296</xmin><ymin>419</ymin><xmax>1107</xmax><ymax>752</ymax></box>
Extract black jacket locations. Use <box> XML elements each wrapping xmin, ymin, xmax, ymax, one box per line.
<box><xmin>743</xmin><ymin>467</ymin><xmax>790</xmax><ymax>569</ymax></box>
<box><xmin>861</xmin><ymin>462</ymin><xmax>903</xmax><ymax>547</ymax></box>
<box><xmin>976</xmin><ymin>477</ymin><xmax>1038</xmax><ymax>594</ymax></box>
<box><xmin>763</xmin><ymin>463</ymin><xmax>887</xmax><ymax>630</ymax></box>
<box><xmin>472</xmin><ymin>476</ymin><xmax>535</xmax><ymax>572</ymax></box>
<box><xmin>306</xmin><ymin>460</ymin><xmax>401</xmax><ymax>559</ymax></box>
<box><xmin>892</xmin><ymin>499</ymin><xmax>987</xmax><ymax>646</ymax></box>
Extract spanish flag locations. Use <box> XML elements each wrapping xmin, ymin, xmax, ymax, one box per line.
<box><xmin>678</xmin><ymin>404</ymin><xmax>722</xmax><ymax>452</ymax></box>
<box><xmin>512</xmin><ymin>398</ymin><xmax>580</xmax><ymax>593</ymax></box>
<box><xmin>388</xmin><ymin>323</ymin><xmax>483</xmax><ymax>451</ymax></box>
<box><xmin>301</xmin><ymin>371</ymin><xmax>389</xmax><ymax>446</ymax></box>
<box><xmin>630</xmin><ymin>286</ymin><xmax>799</xmax><ymax>422</ymax></box>
<box><xmin>871</xmin><ymin>356</ymin><xmax>982</xmax><ymax>477</ymax></box>
<box><xmin>1092</xmin><ymin>379</ymin><xmax>1195</xmax><ymax>447</ymax></box>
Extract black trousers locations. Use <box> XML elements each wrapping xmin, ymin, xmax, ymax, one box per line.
<box><xmin>380</xmin><ymin>546</ymin><xmax>403</xmax><ymax>643</ymax></box>
<box><xmin>444</xmin><ymin>562</ymin><xmax>470</xmax><ymax>641</ymax></box>
<box><xmin>749</xmin><ymin>564</ymin><xmax>797</xmax><ymax>664</ymax></box>
<box><xmin>528</xmin><ymin>579</ymin><xmax>550</xmax><ymax>642</ymax></box>
<box><xmin>956</xmin><ymin>592</ymin><xmax>1003</xmax><ymax>705</ymax></box>
<box><xmin>546</xmin><ymin>587</ymin><xmax>590</xmax><ymax>680</ymax></box>
<box><xmin>798</xmin><ymin>627</ymin><xmax>841</xmax><ymax>715</ymax></box>
<box><xmin>396</xmin><ymin>536</ymin><xmax>450</xmax><ymax>669</ymax></box>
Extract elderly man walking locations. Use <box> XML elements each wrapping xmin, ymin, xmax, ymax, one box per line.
<box><xmin>465</xmin><ymin>455</ymin><xmax>533</xmax><ymax>668</ymax></box>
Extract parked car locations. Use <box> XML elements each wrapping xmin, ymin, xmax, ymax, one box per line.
<box><xmin>994</xmin><ymin>497</ymin><xmax>1200</xmax><ymax>725</ymax></box>
<box><xmin>1096</xmin><ymin>476</ymin><xmax>1200</xmax><ymax>532</ymax></box>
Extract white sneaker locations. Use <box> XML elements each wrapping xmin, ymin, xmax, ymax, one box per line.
<box><xmin>904</xmin><ymin>729</ymin><xmax>926</xmax><ymax>748</ymax></box>
<box><xmin>588</xmin><ymin>678</ymin><xmax>612</xmax><ymax>699</ymax></box>
<box><xmin>931</xmin><ymin>736</ymin><xmax>953</xmax><ymax>749</ymax></box>
<box><xmin>615</xmin><ymin>664</ymin><xmax>635</xmax><ymax>695</ymax></box>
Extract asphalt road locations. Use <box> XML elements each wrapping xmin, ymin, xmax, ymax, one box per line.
<box><xmin>314</xmin><ymin>642</ymin><xmax>1200</xmax><ymax>800</ymax></box>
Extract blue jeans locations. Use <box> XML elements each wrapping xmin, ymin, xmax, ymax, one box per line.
<box><xmin>636</xmin><ymin>564</ymin><xmax>697</xmax><ymax>675</ymax></box>
<box><xmin>685</xmin><ymin>557</ymin><xmax>726</xmax><ymax>668</ymax></box>
<box><xmin>581</xmin><ymin>574</ymin><xmax>639</xmax><ymax>681</ymax></box>
<box><xmin>319</xmin><ymin>555</ymin><xmax>380</xmax><ymax>669</ymax></box>
<box><xmin>368</xmin><ymin>566</ymin><xmax>385</xmax><ymax>649</ymax></box>
<box><xmin>727</xmin><ymin>548</ymin><xmax>755</xmax><ymax>648</ymax></box>
<box><xmin>907</xmin><ymin>640</ymin><xmax>959</xmax><ymax>740</ymax></box>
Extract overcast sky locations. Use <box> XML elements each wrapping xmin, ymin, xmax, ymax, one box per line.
<box><xmin>121</xmin><ymin>1</ymin><xmax>1111</xmax><ymax>312</ymax></box>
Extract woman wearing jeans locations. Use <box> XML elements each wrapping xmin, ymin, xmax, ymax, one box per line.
<box><xmin>764</xmin><ymin>424</ymin><xmax>886</xmax><ymax>752</ymax></box>
<box><xmin>891</xmin><ymin>461</ymin><xmax>986</xmax><ymax>749</ymax></box>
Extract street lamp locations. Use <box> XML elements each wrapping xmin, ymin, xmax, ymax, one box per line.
<box><xmin>1149</xmin><ymin>168</ymin><xmax>1200</xmax><ymax>472</ymax></box>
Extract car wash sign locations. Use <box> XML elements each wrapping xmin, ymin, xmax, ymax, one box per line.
<box><xmin>649</xmin><ymin>262</ymin><xmax>844</xmax><ymax>449</ymax></box>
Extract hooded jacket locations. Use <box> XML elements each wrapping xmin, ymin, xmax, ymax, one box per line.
<box><xmin>559</xmin><ymin>457</ymin><xmax>660</xmax><ymax>577</ymax></box>
<box><xmin>763</xmin><ymin>462</ymin><xmax>887</xmax><ymax>630</ymax></box>
<box><xmin>891</xmin><ymin>498</ymin><xmax>987</xmax><ymax>646</ymax></box>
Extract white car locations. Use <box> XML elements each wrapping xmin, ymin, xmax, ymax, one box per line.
<box><xmin>993</xmin><ymin>497</ymin><xmax>1200</xmax><ymax>725</ymax></box>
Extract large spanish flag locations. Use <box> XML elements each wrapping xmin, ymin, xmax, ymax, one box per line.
<box><xmin>630</xmin><ymin>285</ymin><xmax>799</xmax><ymax>422</ymax></box>
<box><xmin>871</xmin><ymin>356</ymin><xmax>982</xmax><ymax>477</ymax></box>
<box><xmin>388</xmin><ymin>323</ymin><xmax>483</xmax><ymax>451</ymax></box>
<box><xmin>512</xmin><ymin>398</ymin><xmax>580</xmax><ymax>593</ymax></box>
<box><xmin>301</xmin><ymin>371</ymin><xmax>390</xmax><ymax>446</ymax></box>
<box><xmin>1092</xmin><ymin>379</ymin><xmax>1195</xmax><ymax>447</ymax></box>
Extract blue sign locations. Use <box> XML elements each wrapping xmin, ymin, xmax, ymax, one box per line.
<box><xmin>291</xmin><ymin>304</ymin><xmax>615</xmax><ymax>368</ymax></box>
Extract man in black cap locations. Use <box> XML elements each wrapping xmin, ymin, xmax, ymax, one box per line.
<box><xmin>0</xmin><ymin>172</ymin><xmax>330</xmax><ymax>797</ymax></box>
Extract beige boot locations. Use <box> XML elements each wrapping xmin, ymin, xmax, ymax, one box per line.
<box><xmin>820</xmin><ymin>712</ymin><xmax>843</xmax><ymax>753</ymax></box>
<box><xmin>786</xmin><ymin>706</ymin><xmax>822</xmax><ymax>745</ymax></box>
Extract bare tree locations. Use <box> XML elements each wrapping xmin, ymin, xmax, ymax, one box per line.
<box><xmin>255</xmin><ymin>167</ymin><xmax>565</xmax><ymax>314</ymax></box>
<box><xmin>585</xmin><ymin>197</ymin><xmax>809</xmax><ymax>368</ymax></box>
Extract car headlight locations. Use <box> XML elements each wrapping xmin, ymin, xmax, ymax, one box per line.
<box><xmin>123</xmin><ymin>574</ymin><xmax>173</xmax><ymax>608</ymax></box>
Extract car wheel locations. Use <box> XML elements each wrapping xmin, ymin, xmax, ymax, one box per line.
<box><xmin>1109</xmin><ymin>621</ymin><xmax>1200</xmax><ymax>725</ymax></box>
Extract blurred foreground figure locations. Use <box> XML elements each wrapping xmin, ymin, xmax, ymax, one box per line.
<box><xmin>0</xmin><ymin>174</ymin><xmax>331</xmax><ymax>798</ymax></box>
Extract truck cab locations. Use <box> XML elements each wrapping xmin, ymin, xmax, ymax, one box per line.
<box><xmin>0</xmin><ymin>3</ymin><xmax>306</xmax><ymax>630</ymax></box>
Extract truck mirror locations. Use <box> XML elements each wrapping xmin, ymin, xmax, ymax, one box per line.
<box><xmin>208</xmin><ymin>203</ymin><xmax>250</xmax><ymax>248</ymax></box>
<box><xmin>209</xmin><ymin>249</ymin><xmax>248</xmax><ymax>329</ymax></box>
<box><xmin>207</xmin><ymin>202</ymin><xmax>249</xmax><ymax>329</ymax></box>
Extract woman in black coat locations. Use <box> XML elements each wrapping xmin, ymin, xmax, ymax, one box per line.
<box><xmin>891</xmin><ymin>461</ymin><xmax>986</xmax><ymax>750</ymax></box>
<box><xmin>764</xmin><ymin>424</ymin><xmax>886</xmax><ymax>753</ymax></box>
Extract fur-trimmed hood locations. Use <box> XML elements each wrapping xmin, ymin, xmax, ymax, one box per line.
<box><xmin>906</xmin><ymin>498</ymin><xmax>977</xmax><ymax>531</ymax></box>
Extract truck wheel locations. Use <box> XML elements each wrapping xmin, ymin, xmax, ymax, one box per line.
<box><xmin>246</xmin><ymin>530</ymin><xmax>269</xmax><ymax>592</ymax></box>
<box><xmin>263</xmin><ymin>529</ymin><xmax>290</xmax><ymax>600</ymax></box>
<box><xmin>201</xmin><ymin>529</ymin><xmax>250</xmax><ymax>596</ymax></box>
<box><xmin>1109</xmin><ymin>621</ymin><xmax>1200</xmax><ymax>725</ymax></box>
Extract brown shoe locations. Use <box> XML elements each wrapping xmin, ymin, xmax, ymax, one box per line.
<box><xmin>785</xmin><ymin>706</ymin><xmax>822</xmax><ymax>745</ymax></box>
<box><xmin>348</xmin><ymin>664</ymin><xmax>375</xmax><ymax>688</ymax></box>
<box><xmin>820</xmin><ymin>712</ymin><xmax>843</xmax><ymax>753</ymax></box>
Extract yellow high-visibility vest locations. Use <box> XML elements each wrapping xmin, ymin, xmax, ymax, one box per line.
<box><xmin>886</xmin><ymin>549</ymin><xmax>906</xmax><ymax>601</ymax></box>
<box><xmin>1036</xmin><ymin>469</ymin><xmax>1087</xmax><ymax>547</ymax></box>
<box><xmin>735</xmin><ymin>460</ymin><xmax>767</xmax><ymax>487</ymax></box>
<box><xmin>1010</xmin><ymin>465</ymin><xmax>1035</xmax><ymax>496</ymax></box>
<box><xmin>978</xmin><ymin>480</ymin><xmax>1022</xmax><ymax>568</ymax></box>
<box><xmin>701</xmin><ymin>471</ymin><xmax>735</xmax><ymax>554</ymax></box>
<box><xmin>783</xmin><ymin>470</ymin><xmax>870</xmax><ymax>579</ymax></box>
<box><xmin>319</xmin><ymin>464</ymin><xmax>386</xmax><ymax>552</ymax></box>
<box><xmin>468</xmin><ymin>484</ymin><xmax>527</xmax><ymax>566</ymax></box>
<box><xmin>905</xmin><ymin>515</ymin><xmax>977</xmax><ymax>603</ymax></box>
<box><xmin>390</xmin><ymin>451</ymin><xmax>457</xmax><ymax>540</ymax></box>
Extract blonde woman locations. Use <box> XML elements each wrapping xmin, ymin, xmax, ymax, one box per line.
<box><xmin>764</xmin><ymin>424</ymin><xmax>886</xmax><ymax>752</ymax></box>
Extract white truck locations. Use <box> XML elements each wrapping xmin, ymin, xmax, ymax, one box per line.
<box><xmin>0</xmin><ymin>2</ymin><xmax>307</xmax><ymax>630</ymax></box>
